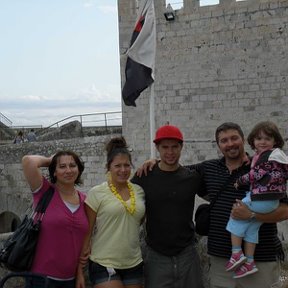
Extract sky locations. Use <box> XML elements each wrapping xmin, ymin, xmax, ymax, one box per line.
<box><xmin>0</xmin><ymin>0</ymin><xmax>122</xmax><ymax>127</ymax></box>
<box><xmin>0</xmin><ymin>0</ymin><xmax>219</xmax><ymax>127</ymax></box>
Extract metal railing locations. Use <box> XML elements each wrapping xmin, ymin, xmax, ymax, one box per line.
<box><xmin>36</xmin><ymin>111</ymin><xmax>122</xmax><ymax>136</ymax></box>
<box><xmin>12</xmin><ymin>125</ymin><xmax>43</xmax><ymax>130</ymax></box>
<box><xmin>0</xmin><ymin>113</ymin><xmax>12</xmax><ymax>127</ymax></box>
<box><xmin>46</xmin><ymin>111</ymin><xmax>122</xmax><ymax>129</ymax></box>
<box><xmin>0</xmin><ymin>111</ymin><xmax>123</xmax><ymax>142</ymax></box>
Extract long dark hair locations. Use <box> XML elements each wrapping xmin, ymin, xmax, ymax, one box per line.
<box><xmin>48</xmin><ymin>150</ymin><xmax>84</xmax><ymax>184</ymax></box>
<box><xmin>106</xmin><ymin>137</ymin><xmax>132</xmax><ymax>171</ymax></box>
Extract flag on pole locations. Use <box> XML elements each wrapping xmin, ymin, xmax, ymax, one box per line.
<box><xmin>122</xmin><ymin>0</ymin><xmax>156</xmax><ymax>107</ymax></box>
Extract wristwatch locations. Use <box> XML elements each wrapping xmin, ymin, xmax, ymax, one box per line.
<box><xmin>250</xmin><ymin>212</ymin><xmax>256</xmax><ymax>219</ymax></box>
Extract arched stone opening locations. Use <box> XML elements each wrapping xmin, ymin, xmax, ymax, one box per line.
<box><xmin>0</xmin><ymin>211</ymin><xmax>21</xmax><ymax>233</ymax></box>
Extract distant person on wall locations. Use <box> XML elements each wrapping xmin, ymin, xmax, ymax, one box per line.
<box><xmin>76</xmin><ymin>136</ymin><xmax>145</xmax><ymax>288</ymax></box>
<box><xmin>131</xmin><ymin>125</ymin><xmax>204</xmax><ymax>288</ymax></box>
<box><xmin>225</xmin><ymin>121</ymin><xmax>288</xmax><ymax>278</ymax></box>
<box><xmin>27</xmin><ymin>129</ymin><xmax>37</xmax><ymax>142</ymax></box>
<box><xmin>13</xmin><ymin>130</ymin><xmax>24</xmax><ymax>144</ymax></box>
<box><xmin>22</xmin><ymin>151</ymin><xmax>89</xmax><ymax>288</ymax></box>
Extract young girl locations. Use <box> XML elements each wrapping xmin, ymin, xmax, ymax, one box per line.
<box><xmin>225</xmin><ymin>121</ymin><xmax>288</xmax><ymax>278</ymax></box>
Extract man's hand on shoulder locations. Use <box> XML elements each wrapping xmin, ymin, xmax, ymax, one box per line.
<box><xmin>136</xmin><ymin>159</ymin><xmax>158</xmax><ymax>177</ymax></box>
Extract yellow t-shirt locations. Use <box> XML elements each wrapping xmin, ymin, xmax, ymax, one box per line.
<box><xmin>85</xmin><ymin>181</ymin><xmax>145</xmax><ymax>269</ymax></box>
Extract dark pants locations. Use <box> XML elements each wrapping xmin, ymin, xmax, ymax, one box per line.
<box><xmin>144</xmin><ymin>243</ymin><xmax>204</xmax><ymax>288</ymax></box>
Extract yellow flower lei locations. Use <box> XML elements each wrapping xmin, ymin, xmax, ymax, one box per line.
<box><xmin>108</xmin><ymin>181</ymin><xmax>136</xmax><ymax>215</ymax></box>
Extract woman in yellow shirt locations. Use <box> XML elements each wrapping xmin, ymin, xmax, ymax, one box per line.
<box><xmin>76</xmin><ymin>137</ymin><xmax>145</xmax><ymax>288</ymax></box>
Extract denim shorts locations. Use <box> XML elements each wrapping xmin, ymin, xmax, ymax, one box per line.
<box><xmin>88</xmin><ymin>260</ymin><xmax>143</xmax><ymax>286</ymax></box>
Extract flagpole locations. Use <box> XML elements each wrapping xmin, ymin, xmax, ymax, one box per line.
<box><xmin>149</xmin><ymin>82</ymin><xmax>156</xmax><ymax>158</ymax></box>
<box><xmin>150</xmin><ymin>0</ymin><xmax>156</xmax><ymax>159</ymax></box>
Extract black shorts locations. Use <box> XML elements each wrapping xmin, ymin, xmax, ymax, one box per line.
<box><xmin>25</xmin><ymin>277</ymin><xmax>75</xmax><ymax>288</ymax></box>
<box><xmin>88</xmin><ymin>260</ymin><xmax>143</xmax><ymax>286</ymax></box>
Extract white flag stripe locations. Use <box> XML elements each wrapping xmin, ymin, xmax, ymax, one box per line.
<box><xmin>127</xmin><ymin>0</ymin><xmax>156</xmax><ymax>76</ymax></box>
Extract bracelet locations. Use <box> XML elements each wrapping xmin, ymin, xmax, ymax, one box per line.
<box><xmin>250</xmin><ymin>212</ymin><xmax>256</xmax><ymax>219</ymax></box>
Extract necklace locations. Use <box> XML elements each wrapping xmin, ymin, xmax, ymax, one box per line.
<box><xmin>108</xmin><ymin>181</ymin><xmax>136</xmax><ymax>215</ymax></box>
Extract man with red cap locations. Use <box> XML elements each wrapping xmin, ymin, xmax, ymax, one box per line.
<box><xmin>138</xmin><ymin>122</ymin><xmax>288</xmax><ymax>288</ymax></box>
<box><xmin>131</xmin><ymin>124</ymin><xmax>204</xmax><ymax>288</ymax></box>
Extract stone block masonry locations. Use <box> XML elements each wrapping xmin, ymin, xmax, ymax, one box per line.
<box><xmin>1</xmin><ymin>0</ymin><xmax>288</xmax><ymax>282</ymax></box>
<box><xmin>0</xmin><ymin>136</ymin><xmax>118</xmax><ymax>222</ymax></box>
<box><xmin>0</xmin><ymin>135</ymin><xmax>222</xmax><ymax>221</ymax></box>
<box><xmin>118</xmin><ymin>1</ymin><xmax>288</xmax><ymax>278</ymax></box>
<box><xmin>118</xmin><ymin>0</ymin><xmax>288</xmax><ymax>160</ymax></box>
<box><xmin>0</xmin><ymin>135</ymin><xmax>287</xmax><ymax>286</ymax></box>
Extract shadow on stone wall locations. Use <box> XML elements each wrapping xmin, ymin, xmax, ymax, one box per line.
<box><xmin>37</xmin><ymin>120</ymin><xmax>84</xmax><ymax>141</ymax></box>
<box><xmin>0</xmin><ymin>123</ymin><xmax>15</xmax><ymax>143</ymax></box>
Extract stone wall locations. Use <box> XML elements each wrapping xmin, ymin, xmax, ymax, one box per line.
<box><xmin>0</xmin><ymin>135</ymin><xmax>287</xmax><ymax>286</ymax></box>
<box><xmin>0</xmin><ymin>134</ymin><xmax>287</xmax><ymax>236</ymax></box>
<box><xmin>118</xmin><ymin>0</ymin><xmax>288</xmax><ymax>163</ymax></box>
<box><xmin>117</xmin><ymin>0</ymin><xmax>288</xmax><ymax>249</ymax></box>
<box><xmin>0</xmin><ymin>135</ymin><xmax>119</xmax><ymax>227</ymax></box>
<box><xmin>0</xmin><ymin>136</ymin><xmax>216</xmax><ymax>285</ymax></box>
<box><xmin>0</xmin><ymin>134</ymin><xmax>219</xmax><ymax>225</ymax></box>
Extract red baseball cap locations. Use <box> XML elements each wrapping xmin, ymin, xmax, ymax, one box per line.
<box><xmin>153</xmin><ymin>125</ymin><xmax>184</xmax><ymax>144</ymax></box>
